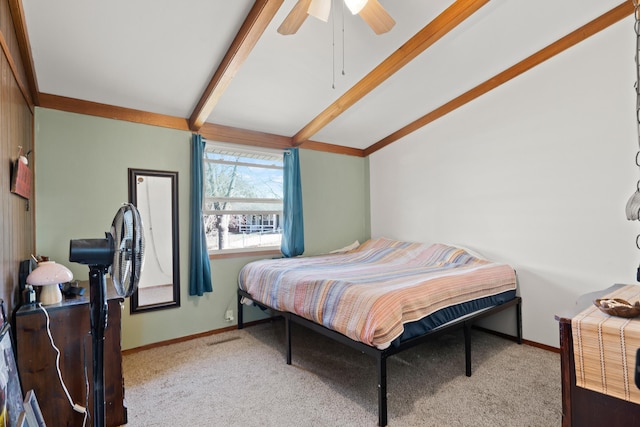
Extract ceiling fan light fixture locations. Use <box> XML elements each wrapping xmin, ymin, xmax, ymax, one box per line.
<box><xmin>308</xmin><ymin>0</ymin><xmax>331</xmax><ymax>22</ymax></box>
<box><xmin>344</xmin><ymin>0</ymin><xmax>368</xmax><ymax>15</ymax></box>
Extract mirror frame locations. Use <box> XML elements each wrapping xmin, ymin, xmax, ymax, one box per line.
<box><xmin>128</xmin><ymin>168</ymin><xmax>180</xmax><ymax>313</ymax></box>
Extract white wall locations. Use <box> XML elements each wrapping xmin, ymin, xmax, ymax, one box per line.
<box><xmin>369</xmin><ymin>18</ymin><xmax>638</xmax><ymax>348</ymax></box>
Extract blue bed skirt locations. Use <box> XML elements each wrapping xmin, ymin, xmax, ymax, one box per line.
<box><xmin>392</xmin><ymin>290</ymin><xmax>517</xmax><ymax>347</ymax></box>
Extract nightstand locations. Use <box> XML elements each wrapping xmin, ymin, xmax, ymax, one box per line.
<box><xmin>14</xmin><ymin>282</ymin><xmax>126</xmax><ymax>426</ymax></box>
<box><xmin>556</xmin><ymin>284</ymin><xmax>640</xmax><ymax>427</ymax></box>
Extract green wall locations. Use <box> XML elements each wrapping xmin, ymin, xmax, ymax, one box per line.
<box><xmin>34</xmin><ymin>108</ymin><xmax>370</xmax><ymax>350</ymax></box>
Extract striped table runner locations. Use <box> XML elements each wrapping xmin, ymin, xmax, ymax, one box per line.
<box><xmin>572</xmin><ymin>284</ymin><xmax>640</xmax><ymax>403</ymax></box>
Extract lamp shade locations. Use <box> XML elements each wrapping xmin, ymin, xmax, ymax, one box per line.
<box><xmin>26</xmin><ymin>261</ymin><xmax>73</xmax><ymax>304</ymax></box>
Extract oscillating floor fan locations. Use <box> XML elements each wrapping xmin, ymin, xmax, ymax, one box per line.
<box><xmin>69</xmin><ymin>203</ymin><xmax>145</xmax><ymax>427</ymax></box>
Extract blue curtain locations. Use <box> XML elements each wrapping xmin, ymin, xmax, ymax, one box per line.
<box><xmin>281</xmin><ymin>148</ymin><xmax>304</xmax><ymax>257</ymax></box>
<box><xmin>189</xmin><ymin>134</ymin><xmax>213</xmax><ymax>296</ymax></box>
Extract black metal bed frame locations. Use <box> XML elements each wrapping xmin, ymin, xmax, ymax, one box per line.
<box><xmin>238</xmin><ymin>288</ymin><xmax>522</xmax><ymax>426</ymax></box>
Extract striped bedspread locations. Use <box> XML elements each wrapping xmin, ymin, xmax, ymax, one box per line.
<box><xmin>238</xmin><ymin>238</ymin><xmax>517</xmax><ymax>349</ymax></box>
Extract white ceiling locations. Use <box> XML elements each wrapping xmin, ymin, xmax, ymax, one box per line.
<box><xmin>21</xmin><ymin>0</ymin><xmax>626</xmax><ymax>150</ymax></box>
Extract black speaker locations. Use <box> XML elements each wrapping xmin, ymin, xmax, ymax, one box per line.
<box><xmin>18</xmin><ymin>259</ymin><xmax>32</xmax><ymax>293</ymax></box>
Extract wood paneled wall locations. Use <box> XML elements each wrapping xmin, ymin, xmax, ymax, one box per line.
<box><xmin>0</xmin><ymin>0</ymin><xmax>35</xmax><ymax>315</ymax></box>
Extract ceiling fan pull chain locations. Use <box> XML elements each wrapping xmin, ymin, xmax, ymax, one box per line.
<box><xmin>332</xmin><ymin>0</ymin><xmax>336</xmax><ymax>89</ymax></box>
<box><xmin>342</xmin><ymin>0</ymin><xmax>346</xmax><ymax>76</ymax></box>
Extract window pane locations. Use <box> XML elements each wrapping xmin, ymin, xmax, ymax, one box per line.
<box><xmin>204</xmin><ymin>214</ymin><xmax>282</xmax><ymax>251</ymax></box>
<box><xmin>204</xmin><ymin>162</ymin><xmax>283</xmax><ymax>200</ymax></box>
<box><xmin>204</xmin><ymin>144</ymin><xmax>284</xmax><ymax>252</ymax></box>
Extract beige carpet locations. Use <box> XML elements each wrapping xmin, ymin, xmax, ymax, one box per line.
<box><xmin>122</xmin><ymin>321</ymin><xmax>561</xmax><ymax>426</ymax></box>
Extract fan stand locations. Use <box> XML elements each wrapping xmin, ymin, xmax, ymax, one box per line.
<box><xmin>88</xmin><ymin>265</ymin><xmax>109</xmax><ymax>427</ymax></box>
<box><xmin>69</xmin><ymin>203</ymin><xmax>144</xmax><ymax>427</ymax></box>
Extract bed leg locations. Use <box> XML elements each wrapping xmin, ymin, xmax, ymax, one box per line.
<box><xmin>377</xmin><ymin>354</ymin><xmax>388</xmax><ymax>427</ymax></box>
<box><xmin>516</xmin><ymin>298</ymin><xmax>523</xmax><ymax>344</ymax></box>
<box><xmin>464</xmin><ymin>322</ymin><xmax>472</xmax><ymax>377</ymax></box>
<box><xmin>285</xmin><ymin>314</ymin><xmax>292</xmax><ymax>365</ymax></box>
<box><xmin>237</xmin><ymin>291</ymin><xmax>244</xmax><ymax>330</ymax></box>
<box><xmin>516</xmin><ymin>299</ymin><xmax>522</xmax><ymax>344</ymax></box>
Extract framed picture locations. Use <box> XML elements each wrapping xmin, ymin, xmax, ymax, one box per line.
<box><xmin>21</xmin><ymin>390</ymin><xmax>45</xmax><ymax>427</ymax></box>
<box><xmin>16</xmin><ymin>411</ymin><xmax>26</xmax><ymax>426</ymax></box>
<box><xmin>10</xmin><ymin>158</ymin><xmax>31</xmax><ymax>199</ymax></box>
<box><xmin>0</xmin><ymin>299</ymin><xmax>5</xmax><ymax>332</ymax></box>
<box><xmin>0</xmin><ymin>323</ymin><xmax>24</xmax><ymax>426</ymax></box>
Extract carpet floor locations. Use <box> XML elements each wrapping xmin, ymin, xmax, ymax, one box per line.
<box><xmin>122</xmin><ymin>320</ymin><xmax>561</xmax><ymax>426</ymax></box>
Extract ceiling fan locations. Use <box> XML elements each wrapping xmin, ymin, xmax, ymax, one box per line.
<box><xmin>278</xmin><ymin>0</ymin><xmax>395</xmax><ymax>35</ymax></box>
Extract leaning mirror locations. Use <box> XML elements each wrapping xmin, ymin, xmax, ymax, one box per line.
<box><xmin>128</xmin><ymin>168</ymin><xmax>180</xmax><ymax>313</ymax></box>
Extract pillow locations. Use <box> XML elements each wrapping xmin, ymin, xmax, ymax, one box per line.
<box><xmin>329</xmin><ymin>240</ymin><xmax>360</xmax><ymax>254</ymax></box>
<box><xmin>445</xmin><ymin>243</ymin><xmax>487</xmax><ymax>260</ymax></box>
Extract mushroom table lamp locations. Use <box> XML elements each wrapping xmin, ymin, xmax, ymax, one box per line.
<box><xmin>26</xmin><ymin>261</ymin><xmax>73</xmax><ymax>305</ymax></box>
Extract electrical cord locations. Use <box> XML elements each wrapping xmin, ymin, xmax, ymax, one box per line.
<box><xmin>82</xmin><ymin>333</ymin><xmax>91</xmax><ymax>426</ymax></box>
<box><xmin>39</xmin><ymin>303</ymin><xmax>88</xmax><ymax>426</ymax></box>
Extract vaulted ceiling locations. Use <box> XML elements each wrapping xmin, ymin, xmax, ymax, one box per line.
<box><xmin>15</xmin><ymin>0</ymin><xmax>632</xmax><ymax>156</ymax></box>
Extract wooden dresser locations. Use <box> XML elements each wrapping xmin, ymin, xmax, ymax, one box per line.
<box><xmin>14</xmin><ymin>283</ymin><xmax>126</xmax><ymax>426</ymax></box>
<box><xmin>556</xmin><ymin>284</ymin><xmax>640</xmax><ymax>427</ymax></box>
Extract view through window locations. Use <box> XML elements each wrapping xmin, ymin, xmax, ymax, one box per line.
<box><xmin>204</xmin><ymin>143</ymin><xmax>284</xmax><ymax>252</ymax></box>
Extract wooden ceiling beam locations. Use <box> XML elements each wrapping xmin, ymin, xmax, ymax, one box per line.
<box><xmin>189</xmin><ymin>0</ymin><xmax>283</xmax><ymax>131</ymax></box>
<box><xmin>364</xmin><ymin>1</ymin><xmax>634</xmax><ymax>156</ymax></box>
<box><xmin>297</xmin><ymin>140</ymin><xmax>365</xmax><ymax>157</ymax></box>
<box><xmin>199</xmin><ymin>122</ymin><xmax>292</xmax><ymax>149</ymax></box>
<box><xmin>291</xmin><ymin>0</ymin><xmax>490</xmax><ymax>145</ymax></box>
<box><xmin>7</xmin><ymin>0</ymin><xmax>38</xmax><ymax>106</ymax></box>
<box><xmin>0</xmin><ymin>26</ymin><xmax>32</xmax><ymax>110</ymax></box>
<box><xmin>199</xmin><ymin>122</ymin><xmax>365</xmax><ymax>156</ymax></box>
<box><xmin>39</xmin><ymin>93</ymin><xmax>191</xmax><ymax>130</ymax></box>
<box><xmin>36</xmin><ymin>92</ymin><xmax>366</xmax><ymax>157</ymax></box>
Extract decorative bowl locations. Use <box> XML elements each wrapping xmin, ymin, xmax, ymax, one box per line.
<box><xmin>593</xmin><ymin>298</ymin><xmax>640</xmax><ymax>318</ymax></box>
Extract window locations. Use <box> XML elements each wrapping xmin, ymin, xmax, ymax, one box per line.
<box><xmin>203</xmin><ymin>142</ymin><xmax>284</xmax><ymax>253</ymax></box>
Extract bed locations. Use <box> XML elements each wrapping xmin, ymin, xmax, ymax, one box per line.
<box><xmin>237</xmin><ymin>238</ymin><xmax>522</xmax><ymax>426</ymax></box>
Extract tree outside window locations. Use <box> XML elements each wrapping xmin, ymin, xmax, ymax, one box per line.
<box><xmin>203</xmin><ymin>144</ymin><xmax>283</xmax><ymax>252</ymax></box>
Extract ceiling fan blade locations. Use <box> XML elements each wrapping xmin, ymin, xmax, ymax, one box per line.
<box><xmin>278</xmin><ymin>0</ymin><xmax>313</xmax><ymax>35</ymax></box>
<box><xmin>358</xmin><ymin>0</ymin><xmax>395</xmax><ymax>35</ymax></box>
<box><xmin>308</xmin><ymin>0</ymin><xmax>331</xmax><ymax>22</ymax></box>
